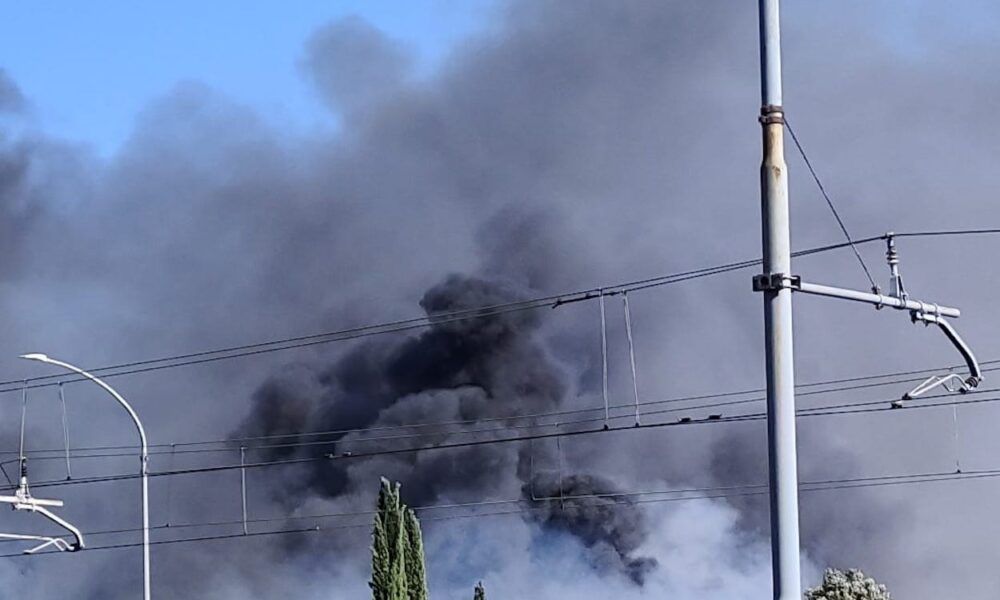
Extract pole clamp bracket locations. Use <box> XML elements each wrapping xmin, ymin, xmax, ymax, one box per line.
<box><xmin>752</xmin><ymin>273</ymin><xmax>800</xmax><ymax>292</ymax></box>
<box><xmin>759</xmin><ymin>104</ymin><xmax>785</xmax><ymax>125</ymax></box>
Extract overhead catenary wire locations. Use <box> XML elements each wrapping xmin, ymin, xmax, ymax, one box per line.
<box><xmin>4</xmin><ymin>468</ymin><xmax>995</xmax><ymax>547</ymax></box>
<box><xmin>6</xmin><ymin>464</ymin><xmax>1000</xmax><ymax>559</ymax></box>
<box><xmin>599</xmin><ymin>291</ymin><xmax>610</xmax><ymax>427</ymax></box>
<box><xmin>239</xmin><ymin>446</ymin><xmax>248</xmax><ymax>536</ymax></box>
<box><xmin>164</xmin><ymin>444</ymin><xmax>176</xmax><ymax>527</ymax></box>
<box><xmin>58</xmin><ymin>383</ymin><xmax>71</xmax><ymax>480</ymax></box>
<box><xmin>952</xmin><ymin>404</ymin><xmax>962</xmax><ymax>473</ymax></box>
<box><xmin>8</xmin><ymin>359</ymin><xmax>1000</xmax><ymax>464</ymax></box>
<box><xmin>7</xmin><ymin>231</ymin><xmax>996</xmax><ymax>396</ymax></box>
<box><xmin>621</xmin><ymin>292</ymin><xmax>641</xmax><ymax>425</ymax></box>
<box><xmin>17</xmin><ymin>382</ymin><xmax>27</xmax><ymax>474</ymax></box>
<box><xmin>894</xmin><ymin>229</ymin><xmax>1000</xmax><ymax>239</ymax></box>
<box><xmin>0</xmin><ymin>260</ymin><xmax>772</xmax><ymax>392</ymax></box>
<box><xmin>785</xmin><ymin>116</ymin><xmax>877</xmax><ymax>291</ymax></box>
<box><xmin>17</xmin><ymin>388</ymin><xmax>1000</xmax><ymax>493</ymax></box>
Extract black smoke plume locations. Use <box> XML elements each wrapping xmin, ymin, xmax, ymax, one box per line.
<box><xmin>236</xmin><ymin>273</ymin><xmax>656</xmax><ymax>583</ymax></box>
<box><xmin>524</xmin><ymin>474</ymin><xmax>657</xmax><ymax>585</ymax></box>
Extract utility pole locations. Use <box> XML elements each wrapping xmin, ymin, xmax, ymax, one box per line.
<box><xmin>756</xmin><ymin>1</ymin><xmax>802</xmax><ymax>598</ymax></box>
<box><xmin>753</xmin><ymin>6</ymin><xmax>983</xmax><ymax>596</ymax></box>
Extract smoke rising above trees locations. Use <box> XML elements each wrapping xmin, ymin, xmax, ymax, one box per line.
<box><xmin>0</xmin><ymin>1</ymin><xmax>998</xmax><ymax>597</ymax></box>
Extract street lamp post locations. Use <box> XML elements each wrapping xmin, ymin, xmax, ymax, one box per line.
<box><xmin>20</xmin><ymin>353</ymin><xmax>151</xmax><ymax>600</ymax></box>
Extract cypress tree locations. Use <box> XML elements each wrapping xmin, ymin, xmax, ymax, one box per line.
<box><xmin>370</xmin><ymin>478</ymin><xmax>408</xmax><ymax>600</ymax></box>
<box><xmin>388</xmin><ymin>511</ymin><xmax>409</xmax><ymax>600</ymax></box>
<box><xmin>370</xmin><ymin>479</ymin><xmax>392</xmax><ymax>600</ymax></box>
<box><xmin>474</xmin><ymin>581</ymin><xmax>486</xmax><ymax>600</ymax></box>
<box><xmin>404</xmin><ymin>508</ymin><xmax>429</xmax><ymax>600</ymax></box>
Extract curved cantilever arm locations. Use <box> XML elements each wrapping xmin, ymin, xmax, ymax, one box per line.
<box><xmin>783</xmin><ymin>276</ymin><xmax>983</xmax><ymax>401</ymax></box>
<box><xmin>0</xmin><ymin>496</ymin><xmax>86</xmax><ymax>552</ymax></box>
<box><xmin>28</xmin><ymin>504</ymin><xmax>85</xmax><ymax>551</ymax></box>
<box><xmin>0</xmin><ymin>497</ymin><xmax>85</xmax><ymax>553</ymax></box>
<box><xmin>911</xmin><ymin>312</ymin><xmax>983</xmax><ymax>386</ymax></box>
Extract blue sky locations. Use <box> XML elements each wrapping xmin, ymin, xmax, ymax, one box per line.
<box><xmin>0</xmin><ymin>1</ymin><xmax>494</xmax><ymax>156</ymax></box>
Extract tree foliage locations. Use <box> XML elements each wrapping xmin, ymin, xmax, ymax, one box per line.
<box><xmin>474</xmin><ymin>581</ymin><xmax>486</xmax><ymax>600</ymax></box>
<box><xmin>805</xmin><ymin>568</ymin><xmax>891</xmax><ymax>600</ymax></box>
<box><xmin>370</xmin><ymin>478</ymin><xmax>429</xmax><ymax>600</ymax></box>
<box><xmin>405</xmin><ymin>508</ymin><xmax>429</xmax><ymax>600</ymax></box>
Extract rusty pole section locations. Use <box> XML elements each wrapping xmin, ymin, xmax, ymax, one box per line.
<box><xmin>757</xmin><ymin>0</ymin><xmax>802</xmax><ymax>598</ymax></box>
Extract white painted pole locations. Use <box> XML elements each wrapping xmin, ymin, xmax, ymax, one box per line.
<box><xmin>757</xmin><ymin>1</ymin><xmax>802</xmax><ymax>598</ymax></box>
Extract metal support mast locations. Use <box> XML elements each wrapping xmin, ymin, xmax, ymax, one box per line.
<box><xmin>757</xmin><ymin>1</ymin><xmax>801</xmax><ymax>598</ymax></box>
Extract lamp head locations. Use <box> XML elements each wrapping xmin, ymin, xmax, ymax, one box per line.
<box><xmin>19</xmin><ymin>353</ymin><xmax>51</xmax><ymax>362</ymax></box>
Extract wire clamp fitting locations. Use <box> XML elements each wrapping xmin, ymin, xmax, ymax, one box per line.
<box><xmin>752</xmin><ymin>273</ymin><xmax>800</xmax><ymax>292</ymax></box>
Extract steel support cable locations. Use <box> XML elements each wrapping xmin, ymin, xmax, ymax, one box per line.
<box><xmin>8</xmin><ymin>368</ymin><xmax>1000</xmax><ymax>466</ymax></box>
<box><xmin>17</xmin><ymin>382</ymin><xmax>27</xmax><ymax>472</ymax></box>
<box><xmin>2</xmin><ymin>229</ymin><xmax>999</xmax><ymax>397</ymax></box>
<box><xmin>12</xmin><ymin>354</ymin><xmax>1000</xmax><ymax>459</ymax></box>
<box><xmin>2</xmin><ymin>468</ymin><xmax>992</xmax><ymax>547</ymax></box>
<box><xmin>58</xmin><ymin>383</ymin><xmax>72</xmax><ymax>479</ymax></box>
<box><xmin>9</xmin><ymin>365</ymin><xmax>1000</xmax><ymax>466</ymax></box>
<box><xmin>621</xmin><ymin>293</ymin><xmax>641</xmax><ymax>425</ymax></box>
<box><xmin>894</xmin><ymin>229</ymin><xmax>1000</xmax><ymax>239</ymax></box>
<box><xmin>784</xmin><ymin>117</ymin><xmax>878</xmax><ymax>291</ymax></box>
<box><xmin>18</xmin><ymin>390</ymin><xmax>1000</xmax><ymax>493</ymax></box>
<box><xmin>0</xmin><ymin>238</ymin><xmax>911</xmax><ymax>396</ymax></box>
<box><xmin>7</xmin><ymin>466</ymin><xmax>1000</xmax><ymax>559</ymax></box>
<box><xmin>0</xmin><ymin>496</ymin><xmax>535</xmax><ymax>547</ymax></box>
<box><xmin>599</xmin><ymin>292</ymin><xmax>610</xmax><ymax>427</ymax></box>
<box><xmin>0</xmin><ymin>265</ymin><xmax>763</xmax><ymax>392</ymax></box>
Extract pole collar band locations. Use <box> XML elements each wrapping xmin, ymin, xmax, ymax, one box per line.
<box><xmin>759</xmin><ymin>104</ymin><xmax>785</xmax><ymax>125</ymax></box>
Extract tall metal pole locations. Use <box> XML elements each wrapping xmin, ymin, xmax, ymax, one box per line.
<box><xmin>21</xmin><ymin>354</ymin><xmax>151</xmax><ymax>600</ymax></box>
<box><xmin>757</xmin><ymin>1</ymin><xmax>801</xmax><ymax>598</ymax></box>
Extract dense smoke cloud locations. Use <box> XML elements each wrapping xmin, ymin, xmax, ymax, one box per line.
<box><xmin>237</xmin><ymin>273</ymin><xmax>656</xmax><ymax>582</ymax></box>
<box><xmin>525</xmin><ymin>474</ymin><xmax>657</xmax><ymax>585</ymax></box>
<box><xmin>0</xmin><ymin>1</ymin><xmax>998</xmax><ymax>598</ymax></box>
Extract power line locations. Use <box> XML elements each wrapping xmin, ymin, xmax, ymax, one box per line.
<box><xmin>17</xmin><ymin>388</ymin><xmax>1000</xmax><ymax>486</ymax></box>
<box><xmin>784</xmin><ymin>117</ymin><xmax>877</xmax><ymax>291</ymax></box>
<box><xmin>0</xmin><ymin>236</ymin><xmax>926</xmax><ymax>396</ymax></box>
<box><xmin>17</xmin><ymin>389</ymin><xmax>1000</xmax><ymax>493</ymax></box>
<box><xmin>8</xmin><ymin>227</ymin><xmax>998</xmax><ymax>400</ymax></box>
<box><xmin>1</xmin><ymin>264</ymin><xmax>762</xmax><ymax>392</ymax></box>
<box><xmin>3</xmin><ymin>230</ymin><xmax>996</xmax><ymax>398</ymax></box>
<box><xmin>5</xmin><ymin>465</ymin><xmax>1000</xmax><ymax>559</ymax></box>
<box><xmin>1</xmin><ymin>372</ymin><xmax>990</xmax><ymax>468</ymax></box>
<box><xmin>894</xmin><ymin>229</ymin><xmax>1000</xmax><ymax>239</ymax></box>
<box><xmin>9</xmin><ymin>358</ymin><xmax>999</xmax><ymax>464</ymax></box>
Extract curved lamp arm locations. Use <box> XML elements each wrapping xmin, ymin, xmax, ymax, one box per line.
<box><xmin>19</xmin><ymin>354</ymin><xmax>148</xmax><ymax>457</ymax></box>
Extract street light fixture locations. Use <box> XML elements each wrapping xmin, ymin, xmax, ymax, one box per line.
<box><xmin>20</xmin><ymin>353</ymin><xmax>151</xmax><ymax>600</ymax></box>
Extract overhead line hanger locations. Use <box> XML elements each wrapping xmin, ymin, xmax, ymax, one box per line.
<box><xmin>0</xmin><ymin>384</ymin><xmax>84</xmax><ymax>554</ymax></box>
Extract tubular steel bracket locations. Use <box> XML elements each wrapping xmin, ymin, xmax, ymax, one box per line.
<box><xmin>901</xmin><ymin>311</ymin><xmax>983</xmax><ymax>400</ymax></box>
<box><xmin>752</xmin><ymin>234</ymin><xmax>983</xmax><ymax>401</ymax></box>
<box><xmin>0</xmin><ymin>474</ymin><xmax>85</xmax><ymax>553</ymax></box>
<box><xmin>788</xmin><ymin>278</ymin><xmax>982</xmax><ymax>401</ymax></box>
<box><xmin>885</xmin><ymin>233</ymin><xmax>981</xmax><ymax>401</ymax></box>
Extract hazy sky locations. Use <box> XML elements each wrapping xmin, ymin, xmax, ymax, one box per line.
<box><xmin>0</xmin><ymin>1</ymin><xmax>493</xmax><ymax>155</ymax></box>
